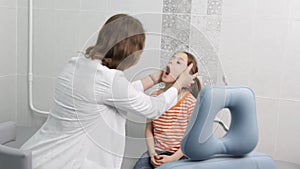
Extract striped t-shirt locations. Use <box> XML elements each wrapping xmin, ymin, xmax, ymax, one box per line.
<box><xmin>152</xmin><ymin>92</ymin><xmax>196</xmax><ymax>153</ymax></box>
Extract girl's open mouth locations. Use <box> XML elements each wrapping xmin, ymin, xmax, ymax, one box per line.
<box><xmin>165</xmin><ymin>66</ymin><xmax>170</xmax><ymax>75</ymax></box>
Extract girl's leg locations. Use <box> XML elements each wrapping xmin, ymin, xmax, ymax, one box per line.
<box><xmin>133</xmin><ymin>151</ymin><xmax>154</xmax><ymax>169</ymax></box>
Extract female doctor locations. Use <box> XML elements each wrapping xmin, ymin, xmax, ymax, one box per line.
<box><xmin>21</xmin><ymin>14</ymin><xmax>197</xmax><ymax>169</ymax></box>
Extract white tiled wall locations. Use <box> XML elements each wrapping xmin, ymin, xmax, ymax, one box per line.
<box><xmin>0</xmin><ymin>0</ymin><xmax>299</xmax><ymax>167</ymax></box>
<box><xmin>0</xmin><ymin>0</ymin><xmax>17</xmax><ymax>122</ymax></box>
<box><xmin>219</xmin><ymin>0</ymin><xmax>300</xmax><ymax>164</ymax></box>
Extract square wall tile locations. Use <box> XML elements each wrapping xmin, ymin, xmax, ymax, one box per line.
<box><xmin>17</xmin><ymin>0</ymin><xmax>28</xmax><ymax>8</ymax></box>
<box><xmin>108</xmin><ymin>0</ymin><xmax>162</xmax><ymax>13</ymax></box>
<box><xmin>189</xmin><ymin>21</ymin><xmax>222</xmax><ymax>86</ymax></box>
<box><xmin>221</xmin><ymin>0</ymin><xmax>255</xmax><ymax>17</ymax></box>
<box><xmin>207</xmin><ymin>0</ymin><xmax>223</xmax><ymax>15</ymax></box>
<box><xmin>0</xmin><ymin>76</ymin><xmax>17</xmax><ymax>122</ymax></box>
<box><xmin>17</xmin><ymin>75</ymin><xmax>47</xmax><ymax>127</ymax></box>
<box><xmin>0</xmin><ymin>8</ymin><xmax>17</xmax><ymax>76</ymax></box>
<box><xmin>275</xmin><ymin>100</ymin><xmax>300</xmax><ymax>163</ymax></box>
<box><xmin>32</xmin><ymin>76</ymin><xmax>56</xmax><ymax>111</ymax></box>
<box><xmin>192</xmin><ymin>0</ymin><xmax>208</xmax><ymax>15</ymax></box>
<box><xmin>80</xmin><ymin>0</ymin><xmax>107</xmax><ymax>12</ymax></box>
<box><xmin>33</xmin><ymin>10</ymin><xmax>80</xmax><ymax>77</ymax></box>
<box><xmin>161</xmin><ymin>14</ymin><xmax>191</xmax><ymax>67</ymax></box>
<box><xmin>53</xmin><ymin>10</ymin><xmax>80</xmax><ymax>76</ymax></box>
<box><xmin>163</xmin><ymin>0</ymin><xmax>191</xmax><ymax>14</ymax></box>
<box><xmin>135</xmin><ymin>13</ymin><xmax>163</xmax><ymax>37</ymax></box>
<box><xmin>54</xmin><ymin>0</ymin><xmax>80</xmax><ymax>10</ymax></box>
<box><xmin>219</xmin><ymin>17</ymin><xmax>254</xmax><ymax>85</ymax></box>
<box><xmin>143</xmin><ymin>35</ymin><xmax>162</xmax><ymax>55</ymax></box>
<box><xmin>255</xmin><ymin>0</ymin><xmax>289</xmax><ymax>18</ymax></box>
<box><xmin>0</xmin><ymin>0</ymin><xmax>16</xmax><ymax>8</ymax></box>
<box><xmin>191</xmin><ymin>15</ymin><xmax>222</xmax><ymax>50</ymax></box>
<box><xmin>249</xmin><ymin>18</ymin><xmax>288</xmax><ymax>98</ymax></box>
<box><xmin>32</xmin><ymin>9</ymin><xmax>55</xmax><ymax>77</ymax></box>
<box><xmin>78</xmin><ymin>11</ymin><xmax>107</xmax><ymax>51</ymax></box>
<box><xmin>17</xmin><ymin>7</ymin><xmax>29</xmax><ymax>75</ymax></box>
<box><xmin>290</xmin><ymin>0</ymin><xmax>300</xmax><ymax>17</ymax></box>
<box><xmin>255</xmin><ymin>97</ymin><xmax>279</xmax><ymax>156</ymax></box>
<box><xmin>280</xmin><ymin>21</ymin><xmax>300</xmax><ymax>100</ymax></box>
<box><xmin>33</xmin><ymin>0</ymin><xmax>54</xmax><ymax>10</ymax></box>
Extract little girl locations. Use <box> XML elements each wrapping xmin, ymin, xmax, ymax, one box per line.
<box><xmin>133</xmin><ymin>51</ymin><xmax>201</xmax><ymax>168</ymax></box>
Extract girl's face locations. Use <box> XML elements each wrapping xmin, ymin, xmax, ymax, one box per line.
<box><xmin>162</xmin><ymin>52</ymin><xmax>188</xmax><ymax>83</ymax></box>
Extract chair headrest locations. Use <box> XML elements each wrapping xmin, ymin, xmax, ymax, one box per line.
<box><xmin>181</xmin><ymin>86</ymin><xmax>258</xmax><ymax>160</ymax></box>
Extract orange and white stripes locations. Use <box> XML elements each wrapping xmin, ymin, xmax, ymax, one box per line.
<box><xmin>152</xmin><ymin>92</ymin><xmax>196</xmax><ymax>153</ymax></box>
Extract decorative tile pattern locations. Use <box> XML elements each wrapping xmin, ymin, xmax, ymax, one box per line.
<box><xmin>163</xmin><ymin>0</ymin><xmax>192</xmax><ymax>13</ymax></box>
<box><xmin>192</xmin><ymin>0</ymin><xmax>208</xmax><ymax>15</ymax></box>
<box><xmin>191</xmin><ymin>15</ymin><xmax>222</xmax><ymax>50</ymax></box>
<box><xmin>160</xmin><ymin>14</ymin><xmax>191</xmax><ymax>67</ymax></box>
<box><xmin>161</xmin><ymin>0</ymin><xmax>224</xmax><ymax>86</ymax></box>
<box><xmin>189</xmin><ymin>25</ymin><xmax>222</xmax><ymax>85</ymax></box>
<box><xmin>207</xmin><ymin>0</ymin><xmax>223</xmax><ymax>15</ymax></box>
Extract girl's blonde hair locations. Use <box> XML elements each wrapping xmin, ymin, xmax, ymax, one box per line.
<box><xmin>183</xmin><ymin>51</ymin><xmax>201</xmax><ymax>98</ymax></box>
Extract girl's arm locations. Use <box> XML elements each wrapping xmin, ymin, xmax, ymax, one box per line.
<box><xmin>170</xmin><ymin>148</ymin><xmax>184</xmax><ymax>160</ymax></box>
<box><xmin>145</xmin><ymin>121</ymin><xmax>163</xmax><ymax>167</ymax></box>
<box><xmin>145</xmin><ymin>121</ymin><xmax>156</xmax><ymax>156</ymax></box>
<box><xmin>156</xmin><ymin>148</ymin><xmax>185</xmax><ymax>164</ymax></box>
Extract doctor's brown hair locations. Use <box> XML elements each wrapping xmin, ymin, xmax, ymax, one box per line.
<box><xmin>85</xmin><ymin>14</ymin><xmax>145</xmax><ymax>69</ymax></box>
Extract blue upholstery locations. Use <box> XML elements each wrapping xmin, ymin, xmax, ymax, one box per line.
<box><xmin>157</xmin><ymin>152</ymin><xmax>276</xmax><ymax>169</ymax></box>
<box><xmin>157</xmin><ymin>86</ymin><xmax>276</xmax><ymax>169</ymax></box>
<box><xmin>182</xmin><ymin>86</ymin><xmax>258</xmax><ymax>160</ymax></box>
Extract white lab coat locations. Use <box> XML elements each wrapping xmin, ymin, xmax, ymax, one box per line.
<box><xmin>21</xmin><ymin>56</ymin><xmax>178</xmax><ymax>169</ymax></box>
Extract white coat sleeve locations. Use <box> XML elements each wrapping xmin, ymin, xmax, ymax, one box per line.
<box><xmin>103</xmin><ymin>72</ymin><xmax>178</xmax><ymax>119</ymax></box>
<box><xmin>131</xmin><ymin>80</ymin><xmax>144</xmax><ymax>92</ymax></box>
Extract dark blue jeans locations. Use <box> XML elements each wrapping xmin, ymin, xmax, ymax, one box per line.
<box><xmin>133</xmin><ymin>151</ymin><xmax>187</xmax><ymax>169</ymax></box>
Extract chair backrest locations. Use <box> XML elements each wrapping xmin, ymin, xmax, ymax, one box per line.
<box><xmin>0</xmin><ymin>145</ymin><xmax>32</xmax><ymax>169</ymax></box>
<box><xmin>181</xmin><ymin>86</ymin><xmax>258</xmax><ymax>160</ymax></box>
<box><xmin>0</xmin><ymin>121</ymin><xmax>32</xmax><ymax>169</ymax></box>
<box><xmin>0</xmin><ymin>121</ymin><xmax>16</xmax><ymax>145</ymax></box>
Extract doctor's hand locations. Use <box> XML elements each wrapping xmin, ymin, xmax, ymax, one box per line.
<box><xmin>149</xmin><ymin>70</ymin><xmax>163</xmax><ymax>84</ymax></box>
<box><xmin>173</xmin><ymin>63</ymin><xmax>198</xmax><ymax>90</ymax></box>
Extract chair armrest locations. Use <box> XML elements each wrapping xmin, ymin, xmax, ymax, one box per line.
<box><xmin>0</xmin><ymin>121</ymin><xmax>17</xmax><ymax>144</ymax></box>
<box><xmin>0</xmin><ymin>144</ymin><xmax>32</xmax><ymax>169</ymax></box>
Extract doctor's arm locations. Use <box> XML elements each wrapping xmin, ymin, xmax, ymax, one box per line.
<box><xmin>102</xmin><ymin>72</ymin><xmax>178</xmax><ymax>119</ymax></box>
<box><xmin>131</xmin><ymin>70</ymin><xmax>163</xmax><ymax>92</ymax></box>
<box><xmin>140</xmin><ymin>70</ymin><xmax>163</xmax><ymax>91</ymax></box>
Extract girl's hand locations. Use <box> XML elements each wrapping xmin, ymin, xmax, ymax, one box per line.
<box><xmin>150</xmin><ymin>155</ymin><xmax>162</xmax><ymax>167</ymax></box>
<box><xmin>155</xmin><ymin>154</ymin><xmax>177</xmax><ymax>165</ymax></box>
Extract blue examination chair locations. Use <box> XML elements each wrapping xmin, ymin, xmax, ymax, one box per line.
<box><xmin>158</xmin><ymin>86</ymin><xmax>276</xmax><ymax>169</ymax></box>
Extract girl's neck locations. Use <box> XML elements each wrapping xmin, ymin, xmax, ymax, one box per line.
<box><xmin>163</xmin><ymin>82</ymin><xmax>188</xmax><ymax>99</ymax></box>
